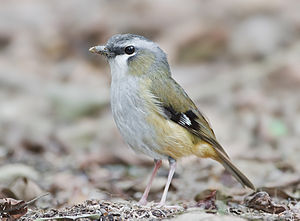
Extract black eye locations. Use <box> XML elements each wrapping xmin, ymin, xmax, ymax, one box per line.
<box><xmin>125</xmin><ymin>46</ymin><xmax>135</xmax><ymax>55</ymax></box>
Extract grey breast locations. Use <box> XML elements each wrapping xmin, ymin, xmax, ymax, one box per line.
<box><xmin>110</xmin><ymin>76</ymin><xmax>165</xmax><ymax>159</ymax></box>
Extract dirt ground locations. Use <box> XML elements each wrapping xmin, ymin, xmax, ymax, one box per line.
<box><xmin>0</xmin><ymin>0</ymin><xmax>299</xmax><ymax>220</ymax></box>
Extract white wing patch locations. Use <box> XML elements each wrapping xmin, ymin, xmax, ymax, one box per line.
<box><xmin>179</xmin><ymin>114</ymin><xmax>192</xmax><ymax>126</ymax></box>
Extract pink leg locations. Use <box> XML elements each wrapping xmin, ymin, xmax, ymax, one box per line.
<box><xmin>158</xmin><ymin>158</ymin><xmax>176</xmax><ymax>207</ymax></box>
<box><xmin>138</xmin><ymin>159</ymin><xmax>162</xmax><ymax>205</ymax></box>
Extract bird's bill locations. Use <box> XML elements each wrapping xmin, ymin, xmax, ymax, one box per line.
<box><xmin>89</xmin><ymin>45</ymin><xmax>109</xmax><ymax>56</ymax></box>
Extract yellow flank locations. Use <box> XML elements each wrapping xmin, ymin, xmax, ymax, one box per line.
<box><xmin>192</xmin><ymin>141</ymin><xmax>218</xmax><ymax>160</ymax></box>
<box><xmin>146</xmin><ymin>110</ymin><xmax>218</xmax><ymax>160</ymax></box>
<box><xmin>148</xmin><ymin>112</ymin><xmax>195</xmax><ymax>159</ymax></box>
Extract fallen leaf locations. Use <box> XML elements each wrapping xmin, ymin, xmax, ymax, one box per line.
<box><xmin>0</xmin><ymin>198</ymin><xmax>27</xmax><ymax>220</ymax></box>
<box><xmin>10</xmin><ymin>177</ymin><xmax>44</xmax><ymax>201</ymax></box>
<box><xmin>0</xmin><ymin>164</ymin><xmax>39</xmax><ymax>183</ymax></box>
<box><xmin>0</xmin><ymin>188</ymin><xmax>18</xmax><ymax>199</ymax></box>
<box><xmin>244</xmin><ymin>191</ymin><xmax>286</xmax><ymax>214</ymax></box>
<box><xmin>0</xmin><ymin>193</ymin><xmax>49</xmax><ymax>220</ymax></box>
<box><xmin>21</xmin><ymin>138</ymin><xmax>45</xmax><ymax>154</ymax></box>
<box><xmin>196</xmin><ymin>189</ymin><xmax>217</xmax><ymax>212</ymax></box>
<box><xmin>195</xmin><ymin>189</ymin><xmax>232</xmax><ymax>203</ymax></box>
<box><xmin>259</xmin><ymin>187</ymin><xmax>299</xmax><ymax>201</ymax></box>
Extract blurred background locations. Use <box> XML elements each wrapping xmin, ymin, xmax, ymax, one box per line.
<box><xmin>0</xmin><ymin>0</ymin><xmax>299</xmax><ymax>208</ymax></box>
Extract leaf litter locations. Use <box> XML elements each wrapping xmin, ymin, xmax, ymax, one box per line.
<box><xmin>0</xmin><ymin>0</ymin><xmax>300</xmax><ymax>220</ymax></box>
<box><xmin>0</xmin><ymin>193</ymin><xmax>49</xmax><ymax>220</ymax></box>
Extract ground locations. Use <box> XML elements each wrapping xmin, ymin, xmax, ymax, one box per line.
<box><xmin>0</xmin><ymin>0</ymin><xmax>299</xmax><ymax>220</ymax></box>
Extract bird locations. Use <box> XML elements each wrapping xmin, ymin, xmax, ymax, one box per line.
<box><xmin>89</xmin><ymin>34</ymin><xmax>255</xmax><ymax>207</ymax></box>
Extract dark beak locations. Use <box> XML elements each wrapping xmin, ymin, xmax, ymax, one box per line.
<box><xmin>89</xmin><ymin>45</ymin><xmax>110</xmax><ymax>57</ymax></box>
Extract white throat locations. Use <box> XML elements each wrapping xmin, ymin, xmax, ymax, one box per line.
<box><xmin>109</xmin><ymin>54</ymin><xmax>132</xmax><ymax>81</ymax></box>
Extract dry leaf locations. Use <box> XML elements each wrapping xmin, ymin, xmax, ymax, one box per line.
<box><xmin>10</xmin><ymin>177</ymin><xmax>43</xmax><ymax>202</ymax></box>
<box><xmin>0</xmin><ymin>198</ymin><xmax>27</xmax><ymax>220</ymax></box>
<box><xmin>0</xmin><ymin>188</ymin><xmax>18</xmax><ymax>199</ymax></box>
<box><xmin>21</xmin><ymin>138</ymin><xmax>45</xmax><ymax>154</ymax></box>
<box><xmin>259</xmin><ymin>187</ymin><xmax>299</xmax><ymax>201</ymax></box>
<box><xmin>244</xmin><ymin>191</ymin><xmax>286</xmax><ymax>214</ymax></box>
<box><xmin>196</xmin><ymin>189</ymin><xmax>217</xmax><ymax>212</ymax></box>
<box><xmin>0</xmin><ymin>193</ymin><xmax>49</xmax><ymax>220</ymax></box>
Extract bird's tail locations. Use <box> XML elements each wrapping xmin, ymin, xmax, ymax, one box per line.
<box><xmin>193</xmin><ymin>141</ymin><xmax>255</xmax><ymax>190</ymax></box>
<box><xmin>213</xmin><ymin>147</ymin><xmax>255</xmax><ymax>190</ymax></box>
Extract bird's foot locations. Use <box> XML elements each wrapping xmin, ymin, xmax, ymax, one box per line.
<box><xmin>138</xmin><ymin>198</ymin><xmax>148</xmax><ymax>206</ymax></box>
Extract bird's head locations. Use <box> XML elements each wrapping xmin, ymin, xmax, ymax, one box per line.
<box><xmin>89</xmin><ymin>34</ymin><xmax>170</xmax><ymax>78</ymax></box>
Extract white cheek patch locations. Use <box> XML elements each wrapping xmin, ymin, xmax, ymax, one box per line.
<box><xmin>109</xmin><ymin>53</ymin><xmax>136</xmax><ymax>80</ymax></box>
<box><xmin>112</xmin><ymin>54</ymin><xmax>128</xmax><ymax>67</ymax></box>
<box><xmin>108</xmin><ymin>37</ymin><xmax>156</xmax><ymax>80</ymax></box>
